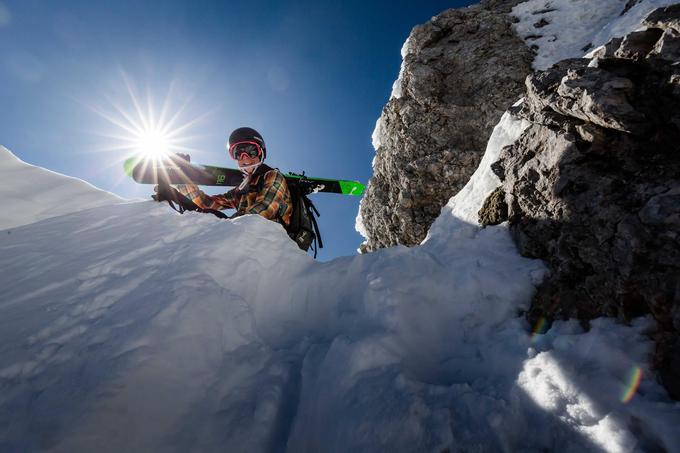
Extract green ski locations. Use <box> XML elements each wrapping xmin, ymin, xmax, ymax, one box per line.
<box><xmin>123</xmin><ymin>155</ymin><xmax>243</xmax><ymax>187</ymax></box>
<box><xmin>124</xmin><ymin>155</ymin><xmax>365</xmax><ymax>196</ymax></box>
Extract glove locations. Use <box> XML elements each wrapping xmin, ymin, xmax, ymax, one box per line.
<box><xmin>152</xmin><ymin>183</ymin><xmax>173</xmax><ymax>202</ymax></box>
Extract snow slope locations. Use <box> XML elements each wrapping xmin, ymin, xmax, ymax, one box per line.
<box><xmin>0</xmin><ymin>146</ymin><xmax>123</xmax><ymax>231</ymax></box>
<box><xmin>2</xmin><ymin>128</ymin><xmax>679</xmax><ymax>452</ymax></box>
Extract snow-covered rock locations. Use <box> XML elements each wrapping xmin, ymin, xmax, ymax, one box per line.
<box><xmin>486</xmin><ymin>6</ymin><xmax>680</xmax><ymax>400</ymax></box>
<box><xmin>512</xmin><ymin>0</ymin><xmax>680</xmax><ymax>70</ymax></box>
<box><xmin>358</xmin><ymin>0</ymin><xmax>680</xmax><ymax>254</ymax></box>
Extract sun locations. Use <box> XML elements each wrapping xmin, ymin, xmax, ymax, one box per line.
<box><xmin>82</xmin><ymin>71</ymin><xmax>215</xmax><ymax>189</ymax></box>
<box><xmin>134</xmin><ymin>126</ymin><xmax>172</xmax><ymax>158</ymax></box>
<box><xmin>85</xmin><ymin>72</ymin><xmax>212</xmax><ymax>164</ymax></box>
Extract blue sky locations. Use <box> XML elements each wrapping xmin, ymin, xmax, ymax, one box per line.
<box><xmin>0</xmin><ymin>0</ymin><xmax>476</xmax><ymax>260</ymax></box>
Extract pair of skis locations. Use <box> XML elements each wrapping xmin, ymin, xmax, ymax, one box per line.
<box><xmin>124</xmin><ymin>154</ymin><xmax>365</xmax><ymax>196</ymax></box>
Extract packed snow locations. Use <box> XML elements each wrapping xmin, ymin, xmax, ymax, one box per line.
<box><xmin>512</xmin><ymin>0</ymin><xmax>680</xmax><ymax>70</ymax></box>
<box><xmin>0</xmin><ymin>146</ymin><xmax>123</xmax><ymax>230</ymax></box>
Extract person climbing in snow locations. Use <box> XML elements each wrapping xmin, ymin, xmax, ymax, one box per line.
<box><xmin>172</xmin><ymin>127</ymin><xmax>293</xmax><ymax>226</ymax></box>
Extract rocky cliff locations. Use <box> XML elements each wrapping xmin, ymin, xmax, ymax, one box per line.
<box><xmin>357</xmin><ymin>0</ymin><xmax>532</xmax><ymax>252</ymax></box>
<box><xmin>483</xmin><ymin>5</ymin><xmax>680</xmax><ymax>398</ymax></box>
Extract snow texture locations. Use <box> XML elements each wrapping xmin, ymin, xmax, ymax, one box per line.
<box><xmin>2</xmin><ymin>127</ymin><xmax>679</xmax><ymax>453</ymax></box>
<box><xmin>354</xmin><ymin>201</ymin><xmax>368</xmax><ymax>240</ymax></box>
<box><xmin>389</xmin><ymin>36</ymin><xmax>412</xmax><ymax>100</ymax></box>
<box><xmin>0</xmin><ymin>145</ymin><xmax>123</xmax><ymax>231</ymax></box>
<box><xmin>6</xmin><ymin>3</ymin><xmax>679</xmax><ymax>449</ymax></box>
<box><xmin>512</xmin><ymin>0</ymin><xmax>680</xmax><ymax>70</ymax></box>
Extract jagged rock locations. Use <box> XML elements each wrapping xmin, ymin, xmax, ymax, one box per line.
<box><xmin>525</xmin><ymin>59</ymin><xmax>650</xmax><ymax>135</ymax></box>
<box><xmin>478</xmin><ymin>186</ymin><xmax>507</xmax><ymax>226</ymax></box>
<box><xmin>590</xmin><ymin>37</ymin><xmax>624</xmax><ymax>59</ymax></box>
<box><xmin>644</xmin><ymin>4</ymin><xmax>680</xmax><ymax>33</ymax></box>
<box><xmin>651</xmin><ymin>28</ymin><xmax>680</xmax><ymax>60</ymax></box>
<box><xmin>490</xmin><ymin>8</ymin><xmax>680</xmax><ymax>399</ymax></box>
<box><xmin>357</xmin><ymin>0</ymin><xmax>532</xmax><ymax>252</ymax></box>
<box><xmin>615</xmin><ymin>28</ymin><xmax>664</xmax><ymax>60</ymax></box>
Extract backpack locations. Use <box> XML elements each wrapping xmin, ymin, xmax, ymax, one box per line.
<box><xmin>284</xmin><ymin>179</ymin><xmax>323</xmax><ymax>257</ymax></box>
<box><xmin>253</xmin><ymin>169</ymin><xmax>323</xmax><ymax>257</ymax></box>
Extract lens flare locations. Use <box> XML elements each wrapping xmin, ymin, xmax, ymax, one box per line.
<box><xmin>530</xmin><ymin>316</ymin><xmax>549</xmax><ymax>342</ymax></box>
<box><xmin>621</xmin><ymin>366</ymin><xmax>642</xmax><ymax>403</ymax></box>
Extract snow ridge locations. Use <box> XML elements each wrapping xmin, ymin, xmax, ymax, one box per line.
<box><xmin>0</xmin><ymin>145</ymin><xmax>123</xmax><ymax>231</ymax></box>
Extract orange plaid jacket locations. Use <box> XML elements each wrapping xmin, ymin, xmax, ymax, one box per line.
<box><xmin>176</xmin><ymin>164</ymin><xmax>292</xmax><ymax>226</ymax></box>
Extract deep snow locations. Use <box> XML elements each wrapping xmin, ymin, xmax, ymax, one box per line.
<box><xmin>3</xmin><ymin>2</ymin><xmax>680</xmax><ymax>451</ymax></box>
<box><xmin>2</xmin><ymin>113</ymin><xmax>679</xmax><ymax>452</ymax></box>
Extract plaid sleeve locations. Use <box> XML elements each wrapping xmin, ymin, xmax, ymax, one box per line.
<box><xmin>175</xmin><ymin>184</ymin><xmax>238</xmax><ymax>210</ymax></box>
<box><xmin>245</xmin><ymin>170</ymin><xmax>290</xmax><ymax>221</ymax></box>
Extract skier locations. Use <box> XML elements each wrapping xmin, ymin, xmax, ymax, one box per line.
<box><xmin>170</xmin><ymin>127</ymin><xmax>293</xmax><ymax>226</ymax></box>
<box><xmin>148</xmin><ymin>126</ymin><xmax>325</xmax><ymax>255</ymax></box>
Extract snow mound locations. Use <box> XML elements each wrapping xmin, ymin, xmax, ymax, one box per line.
<box><xmin>2</xmin><ymin>130</ymin><xmax>679</xmax><ymax>451</ymax></box>
<box><xmin>0</xmin><ymin>145</ymin><xmax>123</xmax><ymax>230</ymax></box>
<box><xmin>512</xmin><ymin>0</ymin><xmax>680</xmax><ymax>70</ymax></box>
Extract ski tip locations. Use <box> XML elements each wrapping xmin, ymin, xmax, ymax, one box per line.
<box><xmin>339</xmin><ymin>180</ymin><xmax>365</xmax><ymax>196</ymax></box>
<box><xmin>123</xmin><ymin>156</ymin><xmax>142</xmax><ymax>177</ymax></box>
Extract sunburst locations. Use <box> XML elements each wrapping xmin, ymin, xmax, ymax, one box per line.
<box><xmin>81</xmin><ymin>70</ymin><xmax>213</xmax><ymax>189</ymax></box>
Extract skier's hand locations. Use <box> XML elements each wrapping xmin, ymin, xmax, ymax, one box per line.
<box><xmin>152</xmin><ymin>184</ymin><xmax>170</xmax><ymax>201</ymax></box>
<box><xmin>152</xmin><ymin>183</ymin><xmax>178</xmax><ymax>202</ymax></box>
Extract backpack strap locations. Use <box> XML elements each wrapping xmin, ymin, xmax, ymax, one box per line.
<box><xmin>303</xmin><ymin>195</ymin><xmax>323</xmax><ymax>252</ymax></box>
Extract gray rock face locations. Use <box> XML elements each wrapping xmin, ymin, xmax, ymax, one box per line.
<box><xmin>486</xmin><ymin>9</ymin><xmax>680</xmax><ymax>398</ymax></box>
<box><xmin>357</xmin><ymin>0</ymin><xmax>532</xmax><ymax>252</ymax></box>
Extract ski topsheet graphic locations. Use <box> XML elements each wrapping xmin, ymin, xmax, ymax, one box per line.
<box><xmin>123</xmin><ymin>155</ymin><xmax>243</xmax><ymax>187</ymax></box>
<box><xmin>124</xmin><ymin>155</ymin><xmax>365</xmax><ymax>196</ymax></box>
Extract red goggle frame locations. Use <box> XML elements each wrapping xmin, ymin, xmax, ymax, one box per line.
<box><xmin>229</xmin><ymin>141</ymin><xmax>263</xmax><ymax>160</ymax></box>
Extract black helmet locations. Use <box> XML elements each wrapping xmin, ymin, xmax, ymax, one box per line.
<box><xmin>228</xmin><ymin>127</ymin><xmax>266</xmax><ymax>160</ymax></box>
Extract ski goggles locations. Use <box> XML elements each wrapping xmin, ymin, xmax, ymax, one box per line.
<box><xmin>229</xmin><ymin>141</ymin><xmax>263</xmax><ymax>160</ymax></box>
